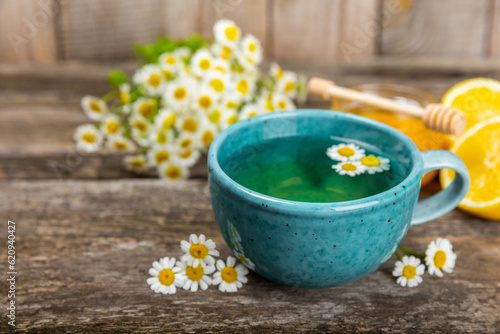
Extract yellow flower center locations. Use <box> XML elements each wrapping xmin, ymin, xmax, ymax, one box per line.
<box><xmin>162</xmin><ymin>113</ymin><xmax>176</xmax><ymax>130</ymax></box>
<box><xmin>215</xmin><ymin>66</ymin><xmax>226</xmax><ymax>73</ymax></box>
<box><xmin>155</xmin><ymin>151</ymin><xmax>170</xmax><ymax>163</ymax></box>
<box><xmin>248</xmin><ymin>112</ymin><xmax>258</xmax><ymax>118</ymax></box>
<box><xmin>338</xmin><ymin>147</ymin><xmax>355</xmax><ymax>157</ymax></box>
<box><xmin>148</xmin><ymin>73</ymin><xmax>162</xmax><ymax>88</ymax></box>
<box><xmin>180</xmin><ymin>150</ymin><xmax>192</xmax><ymax>159</ymax></box>
<box><xmin>248</xmin><ymin>42</ymin><xmax>256</xmax><ymax>52</ymax></box>
<box><xmin>361</xmin><ymin>156</ymin><xmax>380</xmax><ymax>167</ymax></box>
<box><xmin>89</xmin><ymin>101</ymin><xmax>102</xmax><ymax>112</ymax></box>
<box><xmin>131</xmin><ymin>159</ymin><xmax>144</xmax><ymax>168</ymax></box>
<box><xmin>210</xmin><ymin>78</ymin><xmax>225</xmax><ymax>92</ymax></box>
<box><xmin>182</xmin><ymin>119</ymin><xmax>197</xmax><ymax>132</ymax></box>
<box><xmin>276</xmin><ymin>68</ymin><xmax>283</xmax><ymax>79</ymax></box>
<box><xmin>156</xmin><ymin>131</ymin><xmax>167</xmax><ymax>144</ymax></box>
<box><xmin>82</xmin><ymin>132</ymin><xmax>96</xmax><ymax>144</ymax></box>
<box><xmin>165</xmin><ymin>56</ymin><xmax>176</xmax><ymax>65</ymax></box>
<box><xmin>165</xmin><ymin>165</ymin><xmax>182</xmax><ymax>180</ymax></box>
<box><xmin>202</xmin><ymin>130</ymin><xmax>214</xmax><ymax>146</ymax></box>
<box><xmin>114</xmin><ymin>141</ymin><xmax>127</xmax><ymax>150</ymax></box>
<box><xmin>236</xmin><ymin>80</ymin><xmax>248</xmax><ymax>94</ymax></box>
<box><xmin>186</xmin><ymin>265</ymin><xmax>204</xmax><ymax>281</ymax></box>
<box><xmin>119</xmin><ymin>91</ymin><xmax>130</xmax><ymax>104</ymax></box>
<box><xmin>227</xmin><ymin>115</ymin><xmax>238</xmax><ymax>125</ymax></box>
<box><xmin>189</xmin><ymin>243</ymin><xmax>209</xmax><ymax>259</ymax></box>
<box><xmin>105</xmin><ymin>121</ymin><xmax>119</xmax><ymax>134</ymax></box>
<box><xmin>265</xmin><ymin>95</ymin><xmax>274</xmax><ymax>111</ymax></box>
<box><xmin>158</xmin><ymin>268</ymin><xmax>175</xmax><ymax>286</ymax></box>
<box><xmin>224</xmin><ymin>26</ymin><xmax>239</xmax><ymax>41</ymax></box>
<box><xmin>433</xmin><ymin>250</ymin><xmax>447</xmax><ymax>269</ymax></box>
<box><xmin>221</xmin><ymin>266</ymin><xmax>238</xmax><ymax>283</ymax></box>
<box><xmin>278</xmin><ymin>101</ymin><xmax>286</xmax><ymax>109</ymax></box>
<box><xmin>174</xmin><ymin>87</ymin><xmax>187</xmax><ymax>100</ymax></box>
<box><xmin>198</xmin><ymin>96</ymin><xmax>212</xmax><ymax>109</ymax></box>
<box><xmin>139</xmin><ymin>103</ymin><xmax>154</xmax><ymax>118</ymax></box>
<box><xmin>226</xmin><ymin>101</ymin><xmax>237</xmax><ymax>109</ymax></box>
<box><xmin>402</xmin><ymin>265</ymin><xmax>417</xmax><ymax>280</ymax></box>
<box><xmin>180</xmin><ymin>138</ymin><xmax>192</xmax><ymax>148</ymax></box>
<box><xmin>237</xmin><ymin>254</ymin><xmax>249</xmax><ymax>265</ymax></box>
<box><xmin>134</xmin><ymin>121</ymin><xmax>148</xmax><ymax>132</ymax></box>
<box><xmin>208</xmin><ymin>109</ymin><xmax>221</xmax><ymax>123</ymax></box>
<box><xmin>341</xmin><ymin>163</ymin><xmax>357</xmax><ymax>171</ymax></box>
<box><xmin>284</xmin><ymin>81</ymin><xmax>295</xmax><ymax>92</ymax></box>
<box><xmin>199</xmin><ymin>59</ymin><xmax>210</xmax><ymax>71</ymax></box>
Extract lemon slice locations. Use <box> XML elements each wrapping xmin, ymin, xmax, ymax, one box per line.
<box><xmin>440</xmin><ymin>116</ymin><xmax>500</xmax><ymax>220</ymax></box>
<box><xmin>442</xmin><ymin>78</ymin><xmax>500</xmax><ymax>130</ymax></box>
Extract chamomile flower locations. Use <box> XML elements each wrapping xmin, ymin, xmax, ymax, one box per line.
<box><xmin>233</xmin><ymin>76</ymin><xmax>255</xmax><ymax>101</ymax></box>
<box><xmin>163</xmin><ymin>79</ymin><xmax>194</xmax><ymax>110</ymax></box>
<box><xmin>147</xmin><ymin>257</ymin><xmax>185</xmax><ymax>294</ymax></box>
<box><xmin>197</xmin><ymin>123</ymin><xmax>218</xmax><ymax>149</ymax></box>
<box><xmin>106</xmin><ymin>135</ymin><xmax>136</xmax><ymax>152</ymax></box>
<box><xmin>269</xmin><ymin>62</ymin><xmax>284</xmax><ymax>81</ymax></box>
<box><xmin>155</xmin><ymin>109</ymin><xmax>176</xmax><ymax>131</ymax></box>
<box><xmin>212</xmin><ymin>43</ymin><xmax>233</xmax><ymax>61</ymax></box>
<box><xmin>129</xmin><ymin>114</ymin><xmax>152</xmax><ymax>136</ymax></box>
<box><xmin>212</xmin><ymin>256</ymin><xmax>249</xmax><ymax>292</ymax></box>
<box><xmin>212</xmin><ymin>58</ymin><xmax>230</xmax><ymax>74</ymax></box>
<box><xmin>235</xmin><ymin>50</ymin><xmax>259</xmax><ymax>73</ymax></box>
<box><xmin>219</xmin><ymin>110</ymin><xmax>239</xmax><ymax>130</ymax></box>
<box><xmin>206</xmin><ymin>106</ymin><xmax>225</xmax><ymax>125</ymax></box>
<box><xmin>326</xmin><ymin>143</ymin><xmax>366</xmax><ymax>162</ymax></box>
<box><xmin>425</xmin><ymin>238</ymin><xmax>457</xmax><ymax>277</ymax></box>
<box><xmin>177</xmin><ymin>261</ymin><xmax>215</xmax><ymax>292</ymax></box>
<box><xmin>149</xmin><ymin>129</ymin><xmax>172</xmax><ymax>146</ymax></box>
<box><xmin>180</xmin><ymin>234</ymin><xmax>220</xmax><ymax>267</ymax></box>
<box><xmin>258</xmin><ymin>92</ymin><xmax>275</xmax><ymax>112</ymax></box>
<box><xmin>147</xmin><ymin>145</ymin><xmax>175</xmax><ymax>166</ymax></box>
<box><xmin>193</xmin><ymin>89</ymin><xmax>217</xmax><ymax>112</ymax></box>
<box><xmin>277</xmin><ymin>71</ymin><xmax>298</xmax><ymax>98</ymax></box>
<box><xmin>227</xmin><ymin>220</ymin><xmax>242</xmax><ymax>251</ymax></box>
<box><xmin>123</xmin><ymin>155</ymin><xmax>149</xmax><ymax>172</ymax></box>
<box><xmin>177</xmin><ymin>132</ymin><xmax>196</xmax><ymax>150</ymax></box>
<box><xmin>133</xmin><ymin>64</ymin><xmax>166</xmax><ymax>96</ymax></box>
<box><xmin>272</xmin><ymin>93</ymin><xmax>296</xmax><ymax>111</ymax></box>
<box><xmin>101</xmin><ymin>114</ymin><xmax>122</xmax><ymax>136</ymax></box>
<box><xmin>158</xmin><ymin>52</ymin><xmax>180</xmax><ymax>71</ymax></box>
<box><xmin>233</xmin><ymin>250</ymin><xmax>255</xmax><ymax>270</ymax></box>
<box><xmin>158</xmin><ymin>160</ymin><xmax>189</xmax><ymax>181</ymax></box>
<box><xmin>191</xmin><ymin>49</ymin><xmax>213</xmax><ymax>77</ymax></box>
<box><xmin>393</xmin><ymin>255</ymin><xmax>425</xmax><ymax>288</ymax></box>
<box><xmin>214</xmin><ymin>19</ymin><xmax>241</xmax><ymax>47</ymax></box>
<box><xmin>178</xmin><ymin>112</ymin><xmax>203</xmax><ymax>135</ymax></box>
<box><xmin>332</xmin><ymin>161</ymin><xmax>366</xmax><ymax>177</ymax></box>
<box><xmin>222</xmin><ymin>91</ymin><xmax>242</xmax><ymax>110</ymax></box>
<box><xmin>81</xmin><ymin>95</ymin><xmax>107</xmax><ymax>121</ymax></box>
<box><xmin>360</xmin><ymin>156</ymin><xmax>391</xmax><ymax>174</ymax></box>
<box><xmin>176</xmin><ymin>147</ymin><xmax>201</xmax><ymax>168</ymax></box>
<box><xmin>74</xmin><ymin>124</ymin><xmax>103</xmax><ymax>152</ymax></box>
<box><xmin>133</xmin><ymin>98</ymin><xmax>156</xmax><ymax>119</ymax></box>
<box><xmin>205</xmin><ymin>72</ymin><xmax>229</xmax><ymax>96</ymax></box>
<box><xmin>119</xmin><ymin>84</ymin><xmax>131</xmax><ymax>105</ymax></box>
<box><xmin>241</xmin><ymin>34</ymin><xmax>263</xmax><ymax>64</ymax></box>
<box><xmin>239</xmin><ymin>103</ymin><xmax>262</xmax><ymax>120</ymax></box>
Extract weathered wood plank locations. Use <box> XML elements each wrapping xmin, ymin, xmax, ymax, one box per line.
<box><xmin>58</xmin><ymin>0</ymin><xmax>163</xmax><ymax>61</ymax></box>
<box><xmin>272</xmin><ymin>0</ymin><xmax>379</xmax><ymax>62</ymax></box>
<box><xmin>381</xmin><ymin>0</ymin><xmax>490</xmax><ymax>57</ymax></box>
<box><xmin>491</xmin><ymin>0</ymin><xmax>500</xmax><ymax>57</ymax></box>
<box><xmin>0</xmin><ymin>0</ymin><xmax>58</xmax><ymax>63</ymax></box>
<box><xmin>0</xmin><ymin>179</ymin><xmax>498</xmax><ymax>332</ymax></box>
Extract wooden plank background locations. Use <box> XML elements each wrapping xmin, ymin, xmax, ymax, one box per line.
<box><xmin>0</xmin><ymin>0</ymin><xmax>499</xmax><ymax>64</ymax></box>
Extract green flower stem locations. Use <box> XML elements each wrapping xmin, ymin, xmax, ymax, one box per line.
<box><xmin>396</xmin><ymin>249</ymin><xmax>403</xmax><ymax>261</ymax></box>
<box><xmin>101</xmin><ymin>90</ymin><xmax>118</xmax><ymax>103</ymax></box>
<box><xmin>399</xmin><ymin>245</ymin><xmax>426</xmax><ymax>259</ymax></box>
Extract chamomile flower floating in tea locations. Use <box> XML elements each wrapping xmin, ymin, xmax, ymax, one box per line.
<box><xmin>332</xmin><ymin>161</ymin><xmax>366</xmax><ymax>177</ymax></box>
<box><xmin>81</xmin><ymin>95</ymin><xmax>107</xmax><ymax>121</ymax></box>
<box><xmin>212</xmin><ymin>256</ymin><xmax>249</xmax><ymax>293</ymax></box>
<box><xmin>177</xmin><ymin>261</ymin><xmax>215</xmax><ymax>292</ymax></box>
<box><xmin>147</xmin><ymin>257</ymin><xmax>185</xmax><ymax>294</ymax></box>
<box><xmin>392</xmin><ymin>255</ymin><xmax>425</xmax><ymax>288</ymax></box>
<box><xmin>180</xmin><ymin>234</ymin><xmax>220</xmax><ymax>267</ymax></box>
<box><xmin>74</xmin><ymin>124</ymin><xmax>103</xmax><ymax>152</ymax></box>
<box><xmin>360</xmin><ymin>156</ymin><xmax>391</xmax><ymax>174</ymax></box>
<box><xmin>326</xmin><ymin>143</ymin><xmax>366</xmax><ymax>162</ymax></box>
<box><xmin>425</xmin><ymin>238</ymin><xmax>457</xmax><ymax>277</ymax></box>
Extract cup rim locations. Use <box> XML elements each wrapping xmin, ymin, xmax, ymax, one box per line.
<box><xmin>208</xmin><ymin>109</ymin><xmax>423</xmax><ymax>213</ymax></box>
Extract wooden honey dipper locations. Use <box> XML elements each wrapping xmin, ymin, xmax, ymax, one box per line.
<box><xmin>308</xmin><ymin>77</ymin><xmax>467</xmax><ymax>135</ymax></box>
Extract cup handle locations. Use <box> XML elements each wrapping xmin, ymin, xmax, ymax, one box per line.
<box><xmin>411</xmin><ymin>150</ymin><xmax>470</xmax><ymax>226</ymax></box>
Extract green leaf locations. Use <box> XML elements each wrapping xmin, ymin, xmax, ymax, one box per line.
<box><xmin>133</xmin><ymin>33</ymin><xmax>207</xmax><ymax>64</ymax></box>
<box><xmin>107</xmin><ymin>70</ymin><xmax>128</xmax><ymax>87</ymax></box>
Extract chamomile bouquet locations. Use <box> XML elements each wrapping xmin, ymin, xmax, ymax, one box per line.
<box><xmin>74</xmin><ymin>19</ymin><xmax>306</xmax><ymax>180</ymax></box>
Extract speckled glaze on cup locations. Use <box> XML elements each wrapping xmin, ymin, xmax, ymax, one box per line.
<box><xmin>208</xmin><ymin>110</ymin><xmax>469</xmax><ymax>289</ymax></box>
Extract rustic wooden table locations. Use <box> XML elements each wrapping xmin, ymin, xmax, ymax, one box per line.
<box><xmin>0</xmin><ymin>60</ymin><xmax>499</xmax><ymax>333</ymax></box>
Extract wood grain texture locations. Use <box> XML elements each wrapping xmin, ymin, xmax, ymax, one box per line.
<box><xmin>491</xmin><ymin>0</ymin><xmax>500</xmax><ymax>57</ymax></box>
<box><xmin>272</xmin><ymin>0</ymin><xmax>379</xmax><ymax>62</ymax></box>
<box><xmin>0</xmin><ymin>0</ymin><xmax>58</xmax><ymax>63</ymax></box>
<box><xmin>381</xmin><ymin>0</ymin><xmax>491</xmax><ymax>57</ymax></box>
<box><xmin>58</xmin><ymin>0</ymin><xmax>163</xmax><ymax>61</ymax></box>
<box><xmin>0</xmin><ymin>179</ymin><xmax>498</xmax><ymax>332</ymax></box>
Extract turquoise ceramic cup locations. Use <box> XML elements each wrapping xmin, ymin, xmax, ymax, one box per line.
<box><xmin>208</xmin><ymin>109</ymin><xmax>470</xmax><ymax>289</ymax></box>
